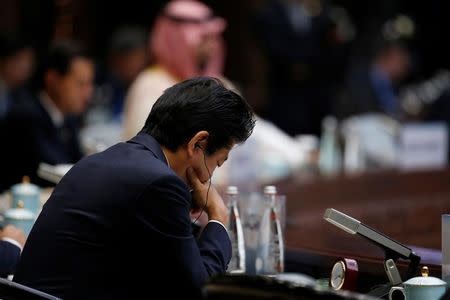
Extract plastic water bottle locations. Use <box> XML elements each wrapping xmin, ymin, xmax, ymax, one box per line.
<box><xmin>225</xmin><ymin>186</ymin><xmax>246</xmax><ymax>273</ymax></box>
<box><xmin>255</xmin><ymin>185</ymin><xmax>284</xmax><ymax>275</ymax></box>
<box><xmin>318</xmin><ymin>116</ymin><xmax>342</xmax><ymax>176</ymax></box>
<box><xmin>343</xmin><ymin>127</ymin><xmax>365</xmax><ymax>174</ymax></box>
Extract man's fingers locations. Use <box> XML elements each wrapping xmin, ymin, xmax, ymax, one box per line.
<box><xmin>186</xmin><ymin>167</ymin><xmax>201</xmax><ymax>188</ymax></box>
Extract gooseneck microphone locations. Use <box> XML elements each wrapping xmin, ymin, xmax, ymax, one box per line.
<box><xmin>323</xmin><ymin>208</ymin><xmax>417</xmax><ymax>260</ymax></box>
<box><xmin>324</xmin><ymin>208</ymin><xmax>422</xmax><ymax>297</ymax></box>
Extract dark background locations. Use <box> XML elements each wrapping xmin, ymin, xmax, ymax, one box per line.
<box><xmin>1</xmin><ymin>0</ymin><xmax>449</xmax><ymax>112</ymax></box>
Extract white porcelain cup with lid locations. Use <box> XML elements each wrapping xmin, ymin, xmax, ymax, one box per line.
<box><xmin>389</xmin><ymin>266</ymin><xmax>447</xmax><ymax>300</ymax></box>
<box><xmin>4</xmin><ymin>200</ymin><xmax>35</xmax><ymax>236</ymax></box>
<box><xmin>10</xmin><ymin>176</ymin><xmax>41</xmax><ymax>214</ymax></box>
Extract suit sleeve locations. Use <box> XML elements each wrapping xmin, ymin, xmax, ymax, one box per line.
<box><xmin>0</xmin><ymin>240</ymin><xmax>21</xmax><ymax>278</ymax></box>
<box><xmin>134</xmin><ymin>175</ymin><xmax>231</xmax><ymax>289</ymax></box>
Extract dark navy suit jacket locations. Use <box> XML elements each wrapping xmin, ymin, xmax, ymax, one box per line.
<box><xmin>0</xmin><ymin>94</ymin><xmax>82</xmax><ymax>191</ymax></box>
<box><xmin>13</xmin><ymin>132</ymin><xmax>231</xmax><ymax>299</ymax></box>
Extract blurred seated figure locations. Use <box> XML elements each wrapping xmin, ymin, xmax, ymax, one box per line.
<box><xmin>335</xmin><ymin>24</ymin><xmax>413</xmax><ymax>120</ymax></box>
<box><xmin>87</xmin><ymin>26</ymin><xmax>147</xmax><ymax>124</ymax></box>
<box><xmin>1</xmin><ymin>40</ymin><xmax>94</xmax><ymax>188</ymax></box>
<box><xmin>252</xmin><ymin>0</ymin><xmax>354</xmax><ymax>137</ymax></box>
<box><xmin>0</xmin><ymin>225</ymin><xmax>26</xmax><ymax>278</ymax></box>
<box><xmin>80</xmin><ymin>27</ymin><xmax>147</xmax><ymax>154</ymax></box>
<box><xmin>0</xmin><ymin>34</ymin><xmax>35</xmax><ymax>192</ymax></box>
<box><xmin>0</xmin><ymin>33</ymin><xmax>35</xmax><ymax>121</ymax></box>
<box><xmin>123</xmin><ymin>0</ymin><xmax>227</xmax><ymax>140</ymax></box>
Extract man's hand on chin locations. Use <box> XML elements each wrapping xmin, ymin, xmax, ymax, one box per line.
<box><xmin>190</xmin><ymin>209</ymin><xmax>209</xmax><ymax>227</ymax></box>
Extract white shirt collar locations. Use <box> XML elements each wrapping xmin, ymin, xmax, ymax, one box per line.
<box><xmin>39</xmin><ymin>91</ymin><xmax>64</xmax><ymax>127</ymax></box>
<box><xmin>162</xmin><ymin>149</ymin><xmax>170</xmax><ymax>168</ymax></box>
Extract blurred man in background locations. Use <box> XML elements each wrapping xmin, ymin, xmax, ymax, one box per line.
<box><xmin>0</xmin><ymin>33</ymin><xmax>35</xmax><ymax>121</ymax></box>
<box><xmin>122</xmin><ymin>0</ymin><xmax>226</xmax><ymax>139</ymax></box>
<box><xmin>87</xmin><ymin>26</ymin><xmax>148</xmax><ymax>124</ymax></box>
<box><xmin>335</xmin><ymin>38</ymin><xmax>412</xmax><ymax>120</ymax></box>
<box><xmin>1</xmin><ymin>40</ymin><xmax>94</xmax><ymax>189</ymax></box>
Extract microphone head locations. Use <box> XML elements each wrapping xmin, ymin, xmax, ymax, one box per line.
<box><xmin>324</xmin><ymin>208</ymin><xmax>361</xmax><ymax>235</ymax></box>
<box><xmin>324</xmin><ymin>208</ymin><xmax>416</xmax><ymax>261</ymax></box>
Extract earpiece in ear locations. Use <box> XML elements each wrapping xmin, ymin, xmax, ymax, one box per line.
<box><xmin>195</xmin><ymin>143</ymin><xmax>202</xmax><ymax>150</ymax></box>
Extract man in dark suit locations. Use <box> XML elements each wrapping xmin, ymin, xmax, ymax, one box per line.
<box><xmin>1</xmin><ymin>40</ymin><xmax>94</xmax><ymax>189</ymax></box>
<box><xmin>334</xmin><ymin>38</ymin><xmax>412</xmax><ymax>120</ymax></box>
<box><xmin>13</xmin><ymin>77</ymin><xmax>256</xmax><ymax>299</ymax></box>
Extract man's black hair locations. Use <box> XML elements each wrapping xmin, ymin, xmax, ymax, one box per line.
<box><xmin>143</xmin><ymin>76</ymin><xmax>256</xmax><ymax>155</ymax></box>
<box><xmin>108</xmin><ymin>26</ymin><xmax>147</xmax><ymax>57</ymax></box>
<box><xmin>33</xmin><ymin>40</ymin><xmax>90</xmax><ymax>91</ymax></box>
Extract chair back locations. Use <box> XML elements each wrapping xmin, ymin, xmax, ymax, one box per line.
<box><xmin>0</xmin><ymin>277</ymin><xmax>61</xmax><ymax>300</ymax></box>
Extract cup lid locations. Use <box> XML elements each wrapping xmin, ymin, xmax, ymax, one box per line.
<box><xmin>404</xmin><ymin>266</ymin><xmax>447</xmax><ymax>286</ymax></box>
<box><xmin>11</xmin><ymin>176</ymin><xmax>40</xmax><ymax>194</ymax></box>
<box><xmin>4</xmin><ymin>205</ymin><xmax>35</xmax><ymax>220</ymax></box>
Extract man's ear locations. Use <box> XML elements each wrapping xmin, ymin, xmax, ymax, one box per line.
<box><xmin>187</xmin><ymin>131</ymin><xmax>209</xmax><ymax>158</ymax></box>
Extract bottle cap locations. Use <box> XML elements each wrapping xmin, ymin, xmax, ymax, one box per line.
<box><xmin>264</xmin><ymin>185</ymin><xmax>277</xmax><ymax>195</ymax></box>
<box><xmin>226</xmin><ymin>186</ymin><xmax>239</xmax><ymax>195</ymax></box>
